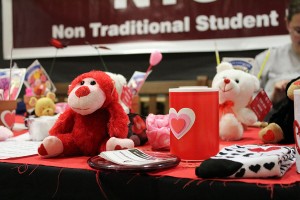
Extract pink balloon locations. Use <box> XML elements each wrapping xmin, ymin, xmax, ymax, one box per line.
<box><xmin>149</xmin><ymin>51</ymin><xmax>163</xmax><ymax>66</ymax></box>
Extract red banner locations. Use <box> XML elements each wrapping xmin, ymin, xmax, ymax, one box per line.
<box><xmin>2</xmin><ymin>0</ymin><xmax>290</xmax><ymax>59</ymax></box>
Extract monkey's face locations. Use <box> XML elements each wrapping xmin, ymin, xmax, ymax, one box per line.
<box><xmin>68</xmin><ymin>77</ymin><xmax>106</xmax><ymax>115</ymax></box>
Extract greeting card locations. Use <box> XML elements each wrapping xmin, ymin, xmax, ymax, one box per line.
<box><xmin>24</xmin><ymin>60</ymin><xmax>56</xmax><ymax>96</ymax></box>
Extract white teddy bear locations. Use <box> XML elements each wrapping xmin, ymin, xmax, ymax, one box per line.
<box><xmin>212</xmin><ymin>62</ymin><xmax>260</xmax><ymax>141</ymax></box>
<box><xmin>105</xmin><ymin>72</ymin><xmax>130</xmax><ymax>114</ymax></box>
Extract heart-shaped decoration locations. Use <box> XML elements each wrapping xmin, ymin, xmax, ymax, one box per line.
<box><xmin>263</xmin><ymin>162</ymin><xmax>275</xmax><ymax>170</ymax></box>
<box><xmin>1</xmin><ymin>110</ymin><xmax>15</xmax><ymax>129</ymax></box>
<box><xmin>171</xmin><ymin>118</ymin><xmax>186</xmax><ymax>133</ymax></box>
<box><xmin>169</xmin><ymin>108</ymin><xmax>195</xmax><ymax>139</ymax></box>
<box><xmin>262</xmin><ymin>130</ymin><xmax>275</xmax><ymax>141</ymax></box>
<box><xmin>249</xmin><ymin>164</ymin><xmax>261</xmax><ymax>173</ymax></box>
<box><xmin>249</xmin><ymin>146</ymin><xmax>280</xmax><ymax>152</ymax></box>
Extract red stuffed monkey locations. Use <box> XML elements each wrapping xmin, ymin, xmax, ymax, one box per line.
<box><xmin>38</xmin><ymin>71</ymin><xmax>134</xmax><ymax>158</ymax></box>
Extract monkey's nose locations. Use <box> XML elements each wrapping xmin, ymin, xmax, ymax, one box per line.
<box><xmin>75</xmin><ymin>86</ymin><xmax>90</xmax><ymax>98</ymax></box>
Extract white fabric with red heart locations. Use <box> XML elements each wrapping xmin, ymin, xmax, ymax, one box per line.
<box><xmin>196</xmin><ymin>145</ymin><xmax>295</xmax><ymax>178</ymax></box>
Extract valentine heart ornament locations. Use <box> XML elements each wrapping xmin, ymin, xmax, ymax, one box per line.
<box><xmin>0</xmin><ymin>100</ymin><xmax>17</xmax><ymax>130</ymax></box>
<box><xmin>0</xmin><ymin>110</ymin><xmax>15</xmax><ymax>129</ymax></box>
<box><xmin>169</xmin><ymin>108</ymin><xmax>195</xmax><ymax>139</ymax></box>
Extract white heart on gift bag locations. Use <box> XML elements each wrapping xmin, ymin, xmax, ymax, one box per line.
<box><xmin>1</xmin><ymin>110</ymin><xmax>15</xmax><ymax>129</ymax></box>
<box><xmin>169</xmin><ymin>108</ymin><xmax>195</xmax><ymax>139</ymax></box>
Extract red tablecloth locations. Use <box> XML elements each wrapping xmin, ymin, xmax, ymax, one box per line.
<box><xmin>2</xmin><ymin>116</ymin><xmax>300</xmax><ymax>186</ymax></box>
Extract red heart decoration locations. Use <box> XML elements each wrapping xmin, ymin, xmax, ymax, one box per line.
<box><xmin>294</xmin><ymin>80</ymin><xmax>300</xmax><ymax>86</ymax></box>
<box><xmin>169</xmin><ymin>108</ymin><xmax>195</xmax><ymax>140</ymax></box>
<box><xmin>262</xmin><ymin>130</ymin><xmax>275</xmax><ymax>142</ymax></box>
<box><xmin>1</xmin><ymin>110</ymin><xmax>15</xmax><ymax>129</ymax></box>
<box><xmin>114</xmin><ymin>145</ymin><xmax>128</xmax><ymax>150</ymax></box>
<box><xmin>249</xmin><ymin>146</ymin><xmax>281</xmax><ymax>152</ymax></box>
<box><xmin>38</xmin><ymin>144</ymin><xmax>48</xmax><ymax>156</ymax></box>
<box><xmin>132</xmin><ymin>115</ymin><xmax>146</xmax><ymax>134</ymax></box>
<box><xmin>171</xmin><ymin>118</ymin><xmax>186</xmax><ymax>134</ymax></box>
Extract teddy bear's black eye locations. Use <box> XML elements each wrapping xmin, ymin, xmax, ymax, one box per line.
<box><xmin>80</xmin><ymin>81</ymin><xmax>85</xmax><ymax>85</ymax></box>
<box><xmin>90</xmin><ymin>80</ymin><xmax>96</xmax><ymax>85</ymax></box>
<box><xmin>235</xmin><ymin>79</ymin><xmax>239</xmax><ymax>83</ymax></box>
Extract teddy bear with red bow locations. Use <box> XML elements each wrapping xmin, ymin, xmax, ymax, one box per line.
<box><xmin>38</xmin><ymin>70</ymin><xmax>134</xmax><ymax>158</ymax></box>
<box><xmin>212</xmin><ymin>62</ymin><xmax>260</xmax><ymax>141</ymax></box>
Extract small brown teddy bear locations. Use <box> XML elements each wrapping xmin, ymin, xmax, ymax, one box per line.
<box><xmin>259</xmin><ymin>76</ymin><xmax>300</xmax><ymax>144</ymax></box>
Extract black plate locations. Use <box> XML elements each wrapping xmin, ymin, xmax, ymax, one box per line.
<box><xmin>87</xmin><ymin>151</ymin><xmax>181</xmax><ymax>172</ymax></box>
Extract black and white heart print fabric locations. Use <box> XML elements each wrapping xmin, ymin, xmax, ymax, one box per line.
<box><xmin>196</xmin><ymin>145</ymin><xmax>295</xmax><ymax>179</ymax></box>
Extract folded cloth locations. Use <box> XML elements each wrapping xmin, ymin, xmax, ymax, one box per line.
<box><xmin>195</xmin><ymin>145</ymin><xmax>295</xmax><ymax>179</ymax></box>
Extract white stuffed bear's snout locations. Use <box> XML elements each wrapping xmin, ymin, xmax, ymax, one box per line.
<box><xmin>214</xmin><ymin>77</ymin><xmax>240</xmax><ymax>97</ymax></box>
